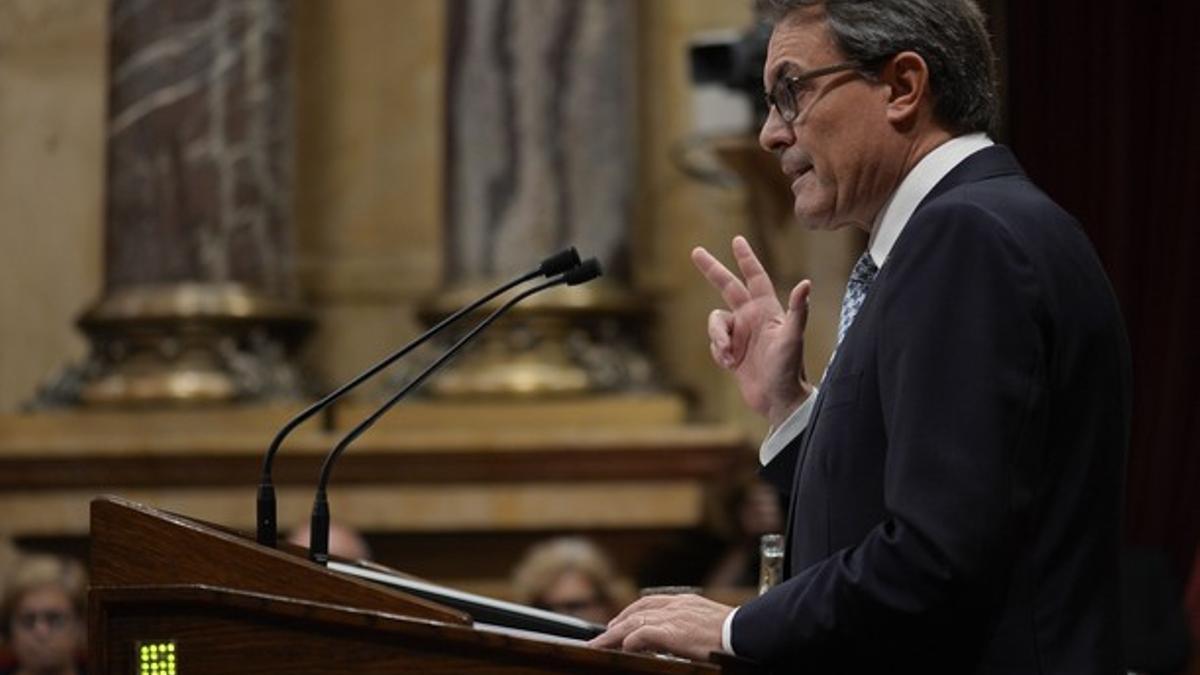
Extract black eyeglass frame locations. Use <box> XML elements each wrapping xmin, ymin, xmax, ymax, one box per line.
<box><xmin>764</xmin><ymin>60</ymin><xmax>869</xmax><ymax>123</ymax></box>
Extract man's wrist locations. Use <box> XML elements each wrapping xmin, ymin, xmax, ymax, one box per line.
<box><xmin>760</xmin><ymin>390</ymin><xmax>818</xmax><ymax>466</ymax></box>
<box><xmin>721</xmin><ymin>606</ymin><xmax>738</xmax><ymax>654</ymax></box>
<box><xmin>766</xmin><ymin>384</ymin><xmax>813</xmax><ymax>429</ymax></box>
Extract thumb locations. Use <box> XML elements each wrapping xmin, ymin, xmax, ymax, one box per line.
<box><xmin>786</xmin><ymin>280</ymin><xmax>812</xmax><ymax>335</ymax></box>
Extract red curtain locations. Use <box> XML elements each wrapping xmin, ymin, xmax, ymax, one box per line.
<box><xmin>1003</xmin><ymin>1</ymin><xmax>1200</xmax><ymax>575</ymax></box>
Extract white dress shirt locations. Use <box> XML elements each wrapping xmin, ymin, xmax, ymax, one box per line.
<box><xmin>722</xmin><ymin>132</ymin><xmax>994</xmax><ymax>655</ymax></box>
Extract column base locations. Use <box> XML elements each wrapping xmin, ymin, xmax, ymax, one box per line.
<box><xmin>52</xmin><ymin>283</ymin><xmax>314</xmax><ymax>407</ymax></box>
<box><xmin>416</xmin><ymin>280</ymin><xmax>658</xmax><ymax>398</ymax></box>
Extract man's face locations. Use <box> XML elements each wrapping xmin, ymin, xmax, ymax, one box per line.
<box><xmin>9</xmin><ymin>585</ymin><xmax>82</xmax><ymax>671</ymax></box>
<box><xmin>759</xmin><ymin>9</ymin><xmax>903</xmax><ymax>231</ymax></box>
<box><xmin>537</xmin><ymin>570</ymin><xmax>613</xmax><ymax>624</ymax></box>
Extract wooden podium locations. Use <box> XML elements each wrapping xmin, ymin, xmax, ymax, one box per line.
<box><xmin>89</xmin><ymin>496</ymin><xmax>757</xmax><ymax>674</ymax></box>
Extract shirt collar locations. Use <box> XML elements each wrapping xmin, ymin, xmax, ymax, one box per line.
<box><xmin>867</xmin><ymin>133</ymin><xmax>994</xmax><ymax>267</ymax></box>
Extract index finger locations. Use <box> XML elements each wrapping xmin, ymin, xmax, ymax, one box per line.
<box><xmin>691</xmin><ymin>246</ymin><xmax>751</xmax><ymax>309</ymax></box>
<box><xmin>731</xmin><ymin>235</ymin><xmax>777</xmax><ymax>299</ymax></box>
<box><xmin>590</xmin><ymin>603</ymin><xmax>648</xmax><ymax>650</ymax></box>
<box><xmin>588</xmin><ymin>625</ymin><xmax>626</xmax><ymax>650</ymax></box>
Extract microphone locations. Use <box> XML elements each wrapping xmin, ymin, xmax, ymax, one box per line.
<box><xmin>255</xmin><ymin>247</ymin><xmax>582</xmax><ymax>546</ymax></box>
<box><xmin>308</xmin><ymin>258</ymin><xmax>603</xmax><ymax>564</ymax></box>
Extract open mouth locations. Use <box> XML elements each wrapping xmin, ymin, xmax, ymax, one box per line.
<box><xmin>790</xmin><ymin>166</ymin><xmax>813</xmax><ymax>190</ymax></box>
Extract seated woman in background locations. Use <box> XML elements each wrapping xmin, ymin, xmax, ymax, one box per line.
<box><xmin>511</xmin><ymin>537</ymin><xmax>633</xmax><ymax>625</ymax></box>
<box><xmin>0</xmin><ymin>554</ymin><xmax>87</xmax><ymax>675</ymax></box>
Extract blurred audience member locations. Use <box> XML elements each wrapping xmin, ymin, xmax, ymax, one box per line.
<box><xmin>0</xmin><ymin>554</ymin><xmax>87</xmax><ymax>675</ymax></box>
<box><xmin>639</xmin><ymin>471</ymin><xmax>784</xmax><ymax>590</ymax></box>
<box><xmin>511</xmin><ymin>537</ymin><xmax>633</xmax><ymax>624</ymax></box>
<box><xmin>286</xmin><ymin>521</ymin><xmax>372</xmax><ymax>561</ymax></box>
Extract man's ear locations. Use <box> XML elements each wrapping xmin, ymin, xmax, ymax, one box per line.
<box><xmin>880</xmin><ymin>51</ymin><xmax>930</xmax><ymax>128</ymax></box>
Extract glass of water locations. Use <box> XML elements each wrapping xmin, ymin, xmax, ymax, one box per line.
<box><xmin>759</xmin><ymin>533</ymin><xmax>784</xmax><ymax>595</ymax></box>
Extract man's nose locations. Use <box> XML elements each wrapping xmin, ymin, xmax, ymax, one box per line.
<box><xmin>758</xmin><ymin>105</ymin><xmax>793</xmax><ymax>154</ymax></box>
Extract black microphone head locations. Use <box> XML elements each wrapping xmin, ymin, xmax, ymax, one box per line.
<box><xmin>564</xmin><ymin>258</ymin><xmax>603</xmax><ymax>286</ymax></box>
<box><xmin>539</xmin><ymin>247</ymin><xmax>582</xmax><ymax>277</ymax></box>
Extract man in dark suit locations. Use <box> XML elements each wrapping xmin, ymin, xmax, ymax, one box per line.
<box><xmin>591</xmin><ymin>1</ymin><xmax>1131</xmax><ymax>672</ymax></box>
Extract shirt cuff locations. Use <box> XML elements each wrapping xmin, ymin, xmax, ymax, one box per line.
<box><xmin>759</xmin><ymin>390</ymin><xmax>817</xmax><ymax>466</ymax></box>
<box><xmin>721</xmin><ymin>606</ymin><xmax>738</xmax><ymax>654</ymax></box>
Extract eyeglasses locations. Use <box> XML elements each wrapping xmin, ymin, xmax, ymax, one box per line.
<box><xmin>765</xmin><ymin>61</ymin><xmax>864</xmax><ymax>124</ymax></box>
<box><xmin>13</xmin><ymin>609</ymin><xmax>73</xmax><ymax>632</ymax></box>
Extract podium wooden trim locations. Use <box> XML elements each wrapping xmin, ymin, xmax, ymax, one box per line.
<box><xmin>90</xmin><ymin>495</ymin><xmax>755</xmax><ymax>674</ymax></box>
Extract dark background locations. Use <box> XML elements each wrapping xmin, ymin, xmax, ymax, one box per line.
<box><xmin>1004</xmin><ymin>1</ymin><xmax>1200</xmax><ymax>579</ymax></box>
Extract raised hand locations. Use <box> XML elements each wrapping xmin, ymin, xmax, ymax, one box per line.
<box><xmin>691</xmin><ymin>236</ymin><xmax>813</xmax><ymax>428</ymax></box>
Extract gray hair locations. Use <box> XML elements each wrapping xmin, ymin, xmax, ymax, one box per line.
<box><xmin>756</xmin><ymin>0</ymin><xmax>999</xmax><ymax>135</ymax></box>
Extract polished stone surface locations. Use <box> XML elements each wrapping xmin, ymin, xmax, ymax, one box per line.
<box><xmin>105</xmin><ymin>0</ymin><xmax>294</xmax><ymax>297</ymax></box>
<box><xmin>446</xmin><ymin>0</ymin><xmax>636</xmax><ymax>281</ymax></box>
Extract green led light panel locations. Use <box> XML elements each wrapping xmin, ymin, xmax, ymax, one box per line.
<box><xmin>136</xmin><ymin>640</ymin><xmax>177</xmax><ymax>675</ymax></box>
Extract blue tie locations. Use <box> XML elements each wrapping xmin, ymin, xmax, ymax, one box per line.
<box><xmin>837</xmin><ymin>251</ymin><xmax>879</xmax><ymax>344</ymax></box>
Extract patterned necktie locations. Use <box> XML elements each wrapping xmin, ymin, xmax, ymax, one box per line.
<box><xmin>837</xmin><ymin>251</ymin><xmax>880</xmax><ymax>344</ymax></box>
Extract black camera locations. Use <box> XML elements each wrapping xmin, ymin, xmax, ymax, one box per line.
<box><xmin>688</xmin><ymin>22</ymin><xmax>772</xmax><ymax>126</ymax></box>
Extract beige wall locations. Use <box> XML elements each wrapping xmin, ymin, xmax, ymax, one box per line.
<box><xmin>292</xmin><ymin>0</ymin><xmax>447</xmax><ymax>389</ymax></box>
<box><xmin>0</xmin><ymin>0</ymin><xmax>851</xmax><ymax>432</ymax></box>
<box><xmin>635</xmin><ymin>1</ymin><xmax>758</xmax><ymax>428</ymax></box>
<box><xmin>0</xmin><ymin>0</ymin><xmax>106</xmax><ymax>412</ymax></box>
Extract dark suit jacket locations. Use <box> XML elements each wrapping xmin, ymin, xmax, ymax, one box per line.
<box><xmin>732</xmin><ymin>146</ymin><xmax>1131</xmax><ymax>674</ymax></box>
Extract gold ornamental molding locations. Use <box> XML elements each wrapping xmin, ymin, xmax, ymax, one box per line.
<box><xmin>49</xmin><ymin>282</ymin><xmax>314</xmax><ymax>407</ymax></box>
<box><xmin>416</xmin><ymin>279</ymin><xmax>658</xmax><ymax>398</ymax></box>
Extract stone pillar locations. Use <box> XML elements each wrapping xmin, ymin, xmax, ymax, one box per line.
<box><xmin>54</xmin><ymin>0</ymin><xmax>311</xmax><ymax>406</ymax></box>
<box><xmin>427</xmin><ymin>0</ymin><xmax>654</xmax><ymax>397</ymax></box>
<box><xmin>445</xmin><ymin>0</ymin><xmax>635</xmax><ymax>281</ymax></box>
<box><xmin>104</xmin><ymin>0</ymin><xmax>293</xmax><ymax>296</ymax></box>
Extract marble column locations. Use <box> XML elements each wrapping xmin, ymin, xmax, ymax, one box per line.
<box><xmin>445</xmin><ymin>0</ymin><xmax>636</xmax><ymax>280</ymax></box>
<box><xmin>429</xmin><ymin>0</ymin><xmax>652</xmax><ymax>397</ymax></box>
<box><xmin>106</xmin><ymin>0</ymin><xmax>292</xmax><ymax>295</ymax></box>
<box><xmin>57</xmin><ymin>0</ymin><xmax>311</xmax><ymax>406</ymax></box>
